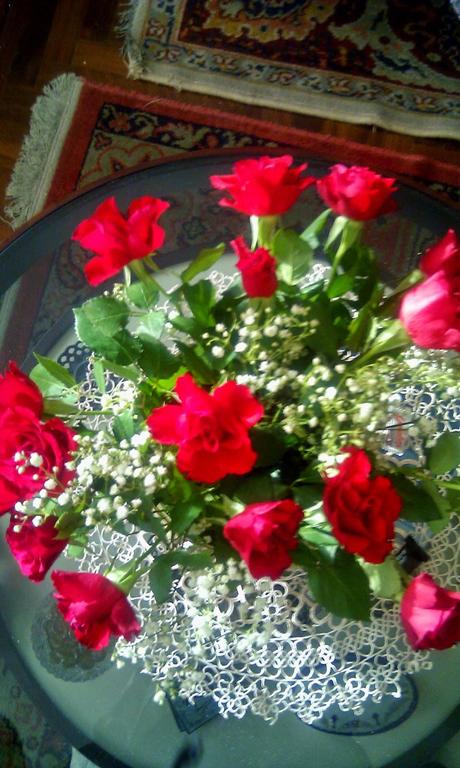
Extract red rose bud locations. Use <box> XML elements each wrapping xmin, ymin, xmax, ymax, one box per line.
<box><xmin>401</xmin><ymin>573</ymin><xmax>460</xmax><ymax>651</ymax></box>
<box><xmin>210</xmin><ymin>155</ymin><xmax>315</xmax><ymax>216</ymax></box>
<box><xmin>419</xmin><ymin>229</ymin><xmax>460</xmax><ymax>277</ymax></box>
<box><xmin>6</xmin><ymin>514</ymin><xmax>68</xmax><ymax>582</ymax></box>
<box><xmin>323</xmin><ymin>446</ymin><xmax>402</xmax><ymax>564</ymax></box>
<box><xmin>223</xmin><ymin>500</ymin><xmax>304</xmax><ymax>580</ymax></box>
<box><xmin>316</xmin><ymin>164</ymin><xmax>397</xmax><ymax>221</ymax></box>
<box><xmin>231</xmin><ymin>236</ymin><xmax>278</xmax><ymax>297</ymax></box>
<box><xmin>72</xmin><ymin>195</ymin><xmax>170</xmax><ymax>286</ymax></box>
<box><xmin>0</xmin><ymin>364</ymin><xmax>77</xmax><ymax>515</ymax></box>
<box><xmin>147</xmin><ymin>373</ymin><xmax>264</xmax><ymax>484</ymax></box>
<box><xmin>52</xmin><ymin>571</ymin><xmax>141</xmax><ymax>650</ymax></box>
<box><xmin>399</xmin><ymin>270</ymin><xmax>460</xmax><ymax>351</ymax></box>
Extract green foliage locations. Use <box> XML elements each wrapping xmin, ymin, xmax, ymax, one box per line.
<box><xmin>125</xmin><ymin>280</ymin><xmax>159</xmax><ymax>309</ymax></box>
<box><xmin>427</xmin><ymin>432</ymin><xmax>460</xmax><ymax>474</ymax></box>
<box><xmin>273</xmin><ymin>228</ymin><xmax>313</xmax><ymax>284</ymax></box>
<box><xmin>181</xmin><ymin>243</ymin><xmax>226</xmax><ymax>283</ymax></box>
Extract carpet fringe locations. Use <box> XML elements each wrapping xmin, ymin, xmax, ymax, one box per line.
<box><xmin>5</xmin><ymin>73</ymin><xmax>83</xmax><ymax>228</ymax></box>
<box><xmin>116</xmin><ymin>0</ymin><xmax>151</xmax><ymax>78</ymax></box>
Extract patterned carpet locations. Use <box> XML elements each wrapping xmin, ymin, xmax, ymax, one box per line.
<box><xmin>119</xmin><ymin>0</ymin><xmax>460</xmax><ymax>139</ymax></box>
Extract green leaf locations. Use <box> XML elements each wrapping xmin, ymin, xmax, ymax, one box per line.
<box><xmin>326</xmin><ymin>273</ymin><xmax>355</xmax><ymax>299</ymax></box>
<box><xmin>324</xmin><ymin>215</ymin><xmax>347</xmax><ymax>249</ymax></box>
<box><xmin>272</xmin><ymin>229</ymin><xmax>313</xmax><ymax>284</ymax></box>
<box><xmin>298</xmin><ymin>526</ymin><xmax>337</xmax><ymax>550</ymax></box>
<box><xmin>125</xmin><ymin>280</ymin><xmax>159</xmax><ymax>309</ymax></box>
<box><xmin>136</xmin><ymin>513</ymin><xmax>167</xmax><ymax>541</ymax></box>
<box><xmin>308</xmin><ymin>548</ymin><xmax>371</xmax><ymax>620</ymax></box>
<box><xmin>392</xmin><ymin>475</ymin><xmax>443</xmax><ymax>522</ymax></box>
<box><xmin>112</xmin><ymin>411</ymin><xmax>135</xmax><ymax>442</ymax></box>
<box><xmin>138</xmin><ymin>339</ymin><xmax>180</xmax><ymax>380</ymax></box>
<box><xmin>427</xmin><ymin>432</ymin><xmax>460</xmax><ymax>474</ymax></box>
<box><xmin>149</xmin><ymin>557</ymin><xmax>175</xmax><ymax>604</ymax></box>
<box><xmin>170</xmin><ymin>316</ymin><xmax>202</xmax><ymax>337</ymax></box>
<box><xmin>137</xmin><ymin>311</ymin><xmax>166</xmax><ymax>342</ymax></box>
<box><xmin>300</xmin><ymin>209</ymin><xmax>331</xmax><ymax>249</ymax></box>
<box><xmin>93</xmin><ymin>359</ymin><xmax>106</xmax><ymax>393</ymax></box>
<box><xmin>181</xmin><ymin>243</ymin><xmax>226</xmax><ymax>283</ymax></box>
<box><xmin>182</xmin><ymin>280</ymin><xmax>215</xmax><ymax>327</ymax></box>
<box><xmin>171</xmin><ymin>551</ymin><xmax>213</xmax><ymax>570</ymax></box>
<box><xmin>30</xmin><ymin>365</ymin><xmax>78</xmax><ymax>403</ymax></box>
<box><xmin>233</xmin><ymin>471</ymin><xmax>288</xmax><ymax>504</ymax></box>
<box><xmin>55</xmin><ymin>511</ymin><xmax>81</xmax><ymax>538</ymax></box>
<box><xmin>293</xmin><ymin>484</ymin><xmax>324</xmax><ymax>511</ymax></box>
<box><xmin>361</xmin><ymin>558</ymin><xmax>404</xmax><ymax>600</ymax></box>
<box><xmin>251</xmin><ymin>427</ymin><xmax>289</xmax><ymax>467</ymax></box>
<box><xmin>354</xmin><ymin>320</ymin><xmax>410</xmax><ymax>368</ymax></box>
<box><xmin>170</xmin><ymin>500</ymin><xmax>204</xmax><ymax>535</ymax></box>
<box><xmin>75</xmin><ymin>297</ymin><xmax>141</xmax><ymax>365</ymax></box>
<box><xmin>99</xmin><ymin>359</ymin><xmax>140</xmax><ymax>383</ymax></box>
<box><xmin>42</xmin><ymin>398</ymin><xmax>80</xmax><ymax>416</ymax></box>
<box><xmin>174</xmin><ymin>342</ymin><xmax>215</xmax><ymax>385</ymax></box>
<box><xmin>33</xmin><ymin>354</ymin><xmax>77</xmax><ymax>388</ymax></box>
<box><xmin>307</xmin><ymin>294</ymin><xmax>339</xmax><ymax>358</ymax></box>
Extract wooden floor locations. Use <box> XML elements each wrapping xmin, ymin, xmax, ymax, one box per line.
<box><xmin>0</xmin><ymin>0</ymin><xmax>459</xmax><ymax>246</ymax></box>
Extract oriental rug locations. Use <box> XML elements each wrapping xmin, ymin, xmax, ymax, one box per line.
<box><xmin>5</xmin><ymin>73</ymin><xmax>460</xmax><ymax>231</ymax></box>
<box><xmin>118</xmin><ymin>0</ymin><xmax>460</xmax><ymax>139</ymax></box>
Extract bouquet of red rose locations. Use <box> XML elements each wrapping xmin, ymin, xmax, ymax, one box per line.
<box><xmin>1</xmin><ymin>156</ymin><xmax>460</xmax><ymax>718</ymax></box>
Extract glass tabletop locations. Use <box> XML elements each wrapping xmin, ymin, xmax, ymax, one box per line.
<box><xmin>0</xmin><ymin>149</ymin><xmax>459</xmax><ymax>768</ymax></box>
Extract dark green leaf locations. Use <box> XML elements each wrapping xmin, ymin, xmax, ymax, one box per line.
<box><xmin>181</xmin><ymin>243</ymin><xmax>226</xmax><ymax>283</ymax></box>
<box><xmin>138</xmin><ymin>339</ymin><xmax>180</xmax><ymax>380</ymax></box>
<box><xmin>251</xmin><ymin>427</ymin><xmax>289</xmax><ymax>467</ymax></box>
<box><xmin>353</xmin><ymin>320</ymin><xmax>410</xmax><ymax>368</ymax></box>
<box><xmin>149</xmin><ymin>557</ymin><xmax>175</xmax><ymax>604</ymax></box>
<box><xmin>427</xmin><ymin>432</ymin><xmax>460</xmax><ymax>474</ymax></box>
<box><xmin>326</xmin><ymin>273</ymin><xmax>355</xmax><ymax>298</ymax></box>
<box><xmin>170</xmin><ymin>501</ymin><xmax>205</xmax><ymax>535</ymax></box>
<box><xmin>174</xmin><ymin>341</ymin><xmax>215</xmax><ymax>384</ymax></box>
<box><xmin>233</xmin><ymin>471</ymin><xmax>288</xmax><ymax>504</ymax></box>
<box><xmin>293</xmin><ymin>484</ymin><xmax>324</xmax><ymax>511</ymax></box>
<box><xmin>182</xmin><ymin>280</ymin><xmax>215</xmax><ymax>327</ymax></box>
<box><xmin>392</xmin><ymin>475</ymin><xmax>443</xmax><ymax>522</ymax></box>
<box><xmin>308</xmin><ymin>548</ymin><xmax>371</xmax><ymax>620</ymax></box>
<box><xmin>171</xmin><ymin>551</ymin><xmax>213</xmax><ymax>570</ymax></box>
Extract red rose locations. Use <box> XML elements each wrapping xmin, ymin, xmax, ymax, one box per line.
<box><xmin>210</xmin><ymin>155</ymin><xmax>315</xmax><ymax>216</ymax></box>
<box><xmin>316</xmin><ymin>164</ymin><xmax>397</xmax><ymax>221</ymax></box>
<box><xmin>147</xmin><ymin>373</ymin><xmax>264</xmax><ymax>483</ymax></box>
<box><xmin>0</xmin><ymin>361</ymin><xmax>43</xmax><ymax>415</ymax></box>
<box><xmin>223</xmin><ymin>499</ymin><xmax>303</xmax><ymax>579</ymax></box>
<box><xmin>52</xmin><ymin>571</ymin><xmax>141</xmax><ymax>650</ymax></box>
<box><xmin>401</xmin><ymin>573</ymin><xmax>460</xmax><ymax>651</ymax></box>
<box><xmin>230</xmin><ymin>236</ymin><xmax>278</xmax><ymax>297</ymax></box>
<box><xmin>0</xmin><ymin>363</ymin><xmax>77</xmax><ymax>514</ymax></box>
<box><xmin>323</xmin><ymin>447</ymin><xmax>402</xmax><ymax>564</ymax></box>
<box><xmin>72</xmin><ymin>195</ymin><xmax>170</xmax><ymax>286</ymax></box>
<box><xmin>419</xmin><ymin>229</ymin><xmax>460</xmax><ymax>277</ymax></box>
<box><xmin>6</xmin><ymin>514</ymin><xmax>68</xmax><ymax>582</ymax></box>
<box><xmin>399</xmin><ymin>270</ymin><xmax>460</xmax><ymax>351</ymax></box>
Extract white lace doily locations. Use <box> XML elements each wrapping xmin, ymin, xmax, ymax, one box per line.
<box><xmin>73</xmin><ymin>269</ymin><xmax>460</xmax><ymax>725</ymax></box>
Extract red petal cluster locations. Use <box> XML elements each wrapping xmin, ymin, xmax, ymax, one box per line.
<box><xmin>231</xmin><ymin>236</ymin><xmax>278</xmax><ymax>297</ymax></box>
<box><xmin>6</xmin><ymin>514</ymin><xmax>68</xmax><ymax>582</ymax></box>
<box><xmin>401</xmin><ymin>573</ymin><xmax>460</xmax><ymax>651</ymax></box>
<box><xmin>316</xmin><ymin>164</ymin><xmax>397</xmax><ymax>221</ymax></box>
<box><xmin>323</xmin><ymin>447</ymin><xmax>402</xmax><ymax>564</ymax></box>
<box><xmin>52</xmin><ymin>571</ymin><xmax>141</xmax><ymax>650</ymax></box>
<box><xmin>72</xmin><ymin>196</ymin><xmax>170</xmax><ymax>286</ymax></box>
<box><xmin>147</xmin><ymin>373</ymin><xmax>264</xmax><ymax>483</ymax></box>
<box><xmin>399</xmin><ymin>229</ymin><xmax>460</xmax><ymax>351</ymax></box>
<box><xmin>223</xmin><ymin>499</ymin><xmax>303</xmax><ymax>579</ymax></box>
<box><xmin>0</xmin><ymin>362</ymin><xmax>77</xmax><ymax>514</ymax></box>
<box><xmin>210</xmin><ymin>155</ymin><xmax>314</xmax><ymax>216</ymax></box>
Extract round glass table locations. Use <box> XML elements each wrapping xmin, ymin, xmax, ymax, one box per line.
<box><xmin>0</xmin><ymin>149</ymin><xmax>459</xmax><ymax>768</ymax></box>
